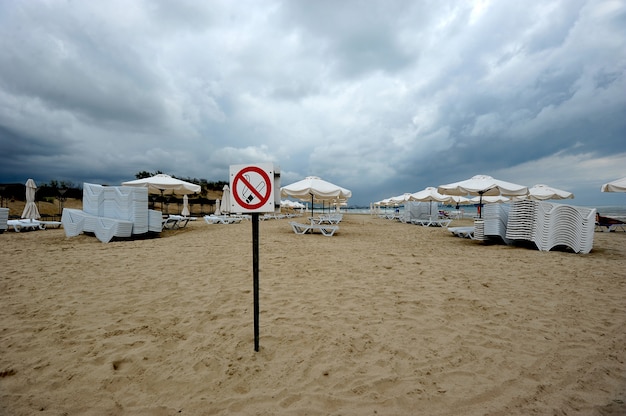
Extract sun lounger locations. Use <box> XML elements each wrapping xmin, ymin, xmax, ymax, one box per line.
<box><xmin>7</xmin><ymin>219</ymin><xmax>46</xmax><ymax>232</ymax></box>
<box><xmin>261</xmin><ymin>213</ymin><xmax>287</xmax><ymax>220</ymax></box>
<box><xmin>39</xmin><ymin>220</ymin><xmax>62</xmax><ymax>229</ymax></box>
<box><xmin>312</xmin><ymin>213</ymin><xmax>343</xmax><ymax>224</ymax></box>
<box><xmin>230</xmin><ymin>214</ymin><xmax>251</xmax><ymax>221</ymax></box>
<box><xmin>203</xmin><ymin>215</ymin><xmax>242</xmax><ymax>224</ymax></box>
<box><xmin>161</xmin><ymin>215</ymin><xmax>193</xmax><ymax>230</ymax></box>
<box><xmin>411</xmin><ymin>217</ymin><xmax>452</xmax><ymax>227</ymax></box>
<box><xmin>448</xmin><ymin>226</ymin><xmax>475</xmax><ymax>239</ymax></box>
<box><xmin>289</xmin><ymin>221</ymin><xmax>339</xmax><ymax>236</ymax></box>
<box><xmin>595</xmin><ymin>214</ymin><xmax>626</xmax><ymax>232</ymax></box>
<box><xmin>162</xmin><ymin>217</ymin><xmax>181</xmax><ymax>230</ymax></box>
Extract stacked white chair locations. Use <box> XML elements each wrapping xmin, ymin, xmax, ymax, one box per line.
<box><xmin>504</xmin><ymin>200</ymin><xmax>535</xmax><ymax>241</ymax></box>
<box><xmin>62</xmin><ymin>183</ymin><xmax>163</xmax><ymax>243</ymax></box>
<box><xmin>93</xmin><ymin>217</ymin><xmax>134</xmax><ymax>243</ymax></box>
<box><xmin>149</xmin><ymin>209</ymin><xmax>164</xmax><ymax>232</ymax></box>
<box><xmin>83</xmin><ymin>183</ymin><xmax>105</xmax><ymax>217</ymax></box>
<box><xmin>505</xmin><ymin>200</ymin><xmax>595</xmax><ymax>254</ymax></box>
<box><xmin>0</xmin><ymin>207</ymin><xmax>9</xmax><ymax>233</ymax></box>
<box><xmin>473</xmin><ymin>219</ymin><xmax>485</xmax><ymax>240</ymax></box>
<box><xmin>483</xmin><ymin>203</ymin><xmax>512</xmax><ymax>244</ymax></box>
<box><xmin>61</xmin><ymin>208</ymin><xmax>86</xmax><ymax>237</ymax></box>
<box><xmin>102</xmin><ymin>186</ymin><xmax>149</xmax><ymax>234</ymax></box>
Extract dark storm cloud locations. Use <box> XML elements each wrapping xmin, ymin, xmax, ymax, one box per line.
<box><xmin>0</xmin><ymin>0</ymin><xmax>624</xmax><ymax>205</ymax></box>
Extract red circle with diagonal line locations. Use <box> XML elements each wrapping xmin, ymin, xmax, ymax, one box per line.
<box><xmin>232</xmin><ymin>166</ymin><xmax>272</xmax><ymax>210</ymax></box>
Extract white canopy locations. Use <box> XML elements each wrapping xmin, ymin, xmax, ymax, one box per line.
<box><xmin>122</xmin><ymin>174</ymin><xmax>201</xmax><ymax>195</ymax></box>
<box><xmin>410</xmin><ymin>187</ymin><xmax>451</xmax><ymax>203</ymax></box>
<box><xmin>281</xmin><ymin>176</ymin><xmax>352</xmax><ymax>201</ymax></box>
<box><xmin>438</xmin><ymin>175</ymin><xmax>527</xmax><ymax>218</ymax></box>
<box><xmin>438</xmin><ymin>175</ymin><xmax>528</xmax><ymax>197</ymax></box>
<box><xmin>448</xmin><ymin>195</ymin><xmax>473</xmax><ymax>205</ymax></box>
<box><xmin>470</xmin><ymin>195</ymin><xmax>510</xmax><ymax>203</ymax></box>
<box><xmin>601</xmin><ymin>177</ymin><xmax>626</xmax><ymax>192</ymax></box>
<box><xmin>524</xmin><ymin>184</ymin><xmax>574</xmax><ymax>201</ymax></box>
<box><xmin>388</xmin><ymin>193</ymin><xmax>415</xmax><ymax>205</ymax></box>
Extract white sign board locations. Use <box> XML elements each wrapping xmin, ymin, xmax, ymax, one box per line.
<box><xmin>229</xmin><ymin>163</ymin><xmax>280</xmax><ymax>213</ymax></box>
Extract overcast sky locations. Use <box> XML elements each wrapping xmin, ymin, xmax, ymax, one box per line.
<box><xmin>1</xmin><ymin>0</ymin><xmax>625</xmax><ymax>206</ymax></box>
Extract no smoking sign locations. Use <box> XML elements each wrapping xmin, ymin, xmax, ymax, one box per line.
<box><xmin>230</xmin><ymin>163</ymin><xmax>280</xmax><ymax>213</ymax></box>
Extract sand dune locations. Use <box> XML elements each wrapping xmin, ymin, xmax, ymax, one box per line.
<box><xmin>1</xmin><ymin>214</ymin><xmax>625</xmax><ymax>415</ymax></box>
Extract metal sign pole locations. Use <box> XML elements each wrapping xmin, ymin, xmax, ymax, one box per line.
<box><xmin>252</xmin><ymin>212</ymin><xmax>260</xmax><ymax>352</ymax></box>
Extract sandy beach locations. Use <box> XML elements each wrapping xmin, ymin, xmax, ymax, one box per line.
<box><xmin>1</xmin><ymin>214</ymin><xmax>625</xmax><ymax>415</ymax></box>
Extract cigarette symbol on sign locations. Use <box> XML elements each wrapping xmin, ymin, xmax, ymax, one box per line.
<box><xmin>242</xmin><ymin>174</ymin><xmax>266</xmax><ymax>204</ymax></box>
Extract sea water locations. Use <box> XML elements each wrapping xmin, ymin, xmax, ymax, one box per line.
<box><xmin>344</xmin><ymin>204</ymin><xmax>626</xmax><ymax>221</ymax></box>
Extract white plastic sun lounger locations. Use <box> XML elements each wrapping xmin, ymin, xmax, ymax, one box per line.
<box><xmin>7</xmin><ymin>219</ymin><xmax>46</xmax><ymax>232</ymax></box>
<box><xmin>411</xmin><ymin>217</ymin><xmax>452</xmax><ymax>227</ymax></box>
<box><xmin>311</xmin><ymin>214</ymin><xmax>343</xmax><ymax>224</ymax></box>
<box><xmin>448</xmin><ymin>226</ymin><xmax>475</xmax><ymax>239</ymax></box>
<box><xmin>203</xmin><ymin>215</ymin><xmax>242</xmax><ymax>224</ymax></box>
<box><xmin>289</xmin><ymin>221</ymin><xmax>339</xmax><ymax>237</ymax></box>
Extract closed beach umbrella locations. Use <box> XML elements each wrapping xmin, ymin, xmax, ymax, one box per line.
<box><xmin>181</xmin><ymin>195</ymin><xmax>190</xmax><ymax>216</ymax></box>
<box><xmin>601</xmin><ymin>177</ymin><xmax>626</xmax><ymax>193</ymax></box>
<box><xmin>221</xmin><ymin>184</ymin><xmax>231</xmax><ymax>214</ymax></box>
<box><xmin>214</xmin><ymin>198</ymin><xmax>221</xmax><ymax>215</ymax></box>
<box><xmin>438</xmin><ymin>175</ymin><xmax>528</xmax><ymax>218</ymax></box>
<box><xmin>21</xmin><ymin>178</ymin><xmax>40</xmax><ymax>220</ymax></box>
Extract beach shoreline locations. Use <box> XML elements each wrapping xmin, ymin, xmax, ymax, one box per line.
<box><xmin>1</xmin><ymin>214</ymin><xmax>625</xmax><ymax>415</ymax></box>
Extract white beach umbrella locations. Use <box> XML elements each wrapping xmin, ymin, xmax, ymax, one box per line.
<box><xmin>601</xmin><ymin>177</ymin><xmax>626</xmax><ymax>192</ymax></box>
<box><xmin>388</xmin><ymin>193</ymin><xmax>415</xmax><ymax>205</ymax></box>
<box><xmin>21</xmin><ymin>178</ymin><xmax>40</xmax><ymax>220</ymax></box>
<box><xmin>281</xmin><ymin>176</ymin><xmax>352</xmax><ymax>216</ymax></box>
<box><xmin>375</xmin><ymin>198</ymin><xmax>394</xmax><ymax>207</ymax></box>
<box><xmin>123</xmin><ymin>174</ymin><xmax>200</xmax><ymax>212</ymax></box>
<box><xmin>410</xmin><ymin>187</ymin><xmax>452</xmax><ymax>215</ymax></box>
<box><xmin>438</xmin><ymin>175</ymin><xmax>528</xmax><ymax>218</ymax></box>
<box><xmin>181</xmin><ymin>195</ymin><xmax>190</xmax><ymax>216</ymax></box>
<box><xmin>470</xmin><ymin>195</ymin><xmax>510</xmax><ymax>203</ymax></box>
<box><xmin>410</xmin><ymin>187</ymin><xmax>452</xmax><ymax>203</ymax></box>
<box><xmin>122</xmin><ymin>174</ymin><xmax>201</xmax><ymax>195</ymax></box>
<box><xmin>524</xmin><ymin>184</ymin><xmax>574</xmax><ymax>201</ymax></box>
<box><xmin>448</xmin><ymin>195</ymin><xmax>472</xmax><ymax>205</ymax></box>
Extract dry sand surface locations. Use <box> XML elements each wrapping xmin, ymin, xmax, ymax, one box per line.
<box><xmin>1</xmin><ymin>214</ymin><xmax>625</xmax><ymax>415</ymax></box>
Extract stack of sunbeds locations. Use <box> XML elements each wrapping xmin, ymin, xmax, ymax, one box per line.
<box><xmin>482</xmin><ymin>203</ymin><xmax>512</xmax><ymax>244</ymax></box>
<box><xmin>0</xmin><ymin>208</ymin><xmax>8</xmax><ymax>233</ymax></box>
<box><xmin>505</xmin><ymin>200</ymin><xmax>595</xmax><ymax>253</ymax></box>
<box><xmin>62</xmin><ymin>183</ymin><xmax>163</xmax><ymax>243</ymax></box>
<box><xmin>503</xmin><ymin>200</ymin><xmax>535</xmax><ymax>241</ymax></box>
